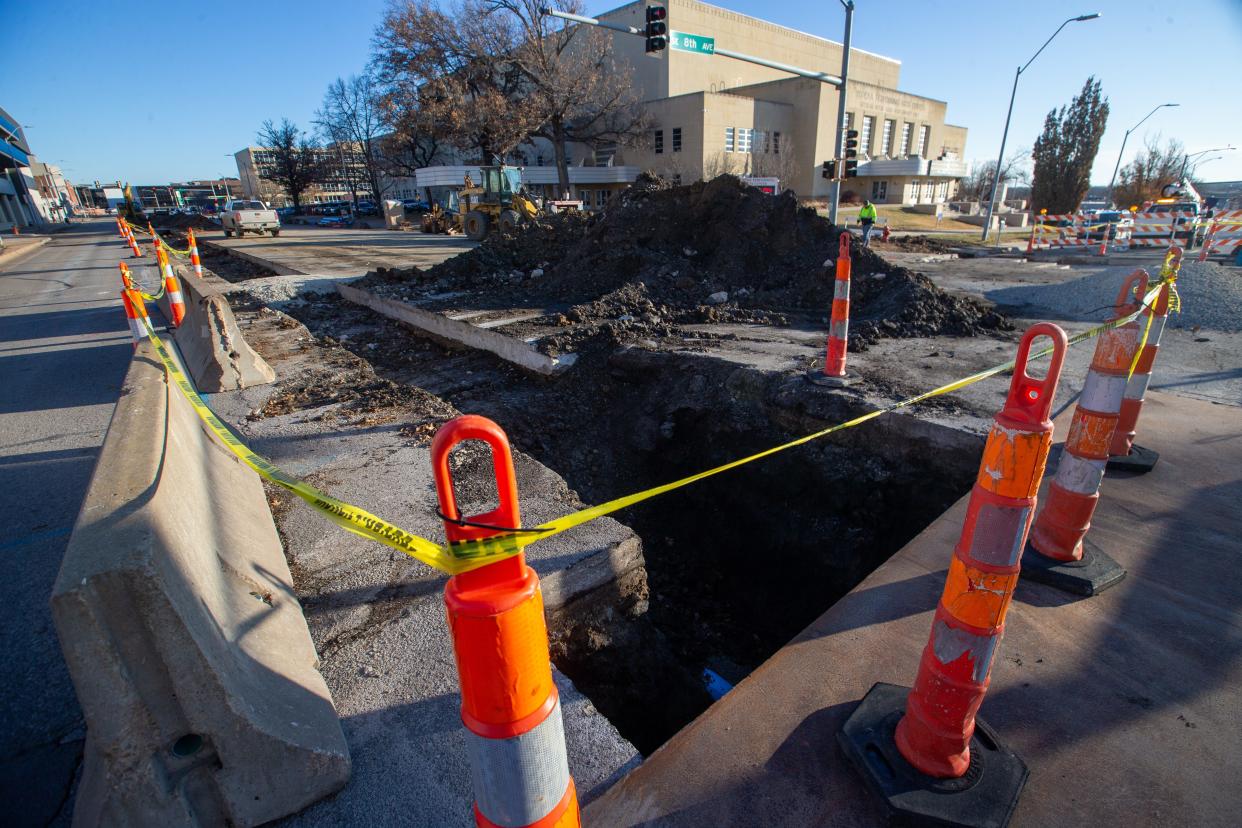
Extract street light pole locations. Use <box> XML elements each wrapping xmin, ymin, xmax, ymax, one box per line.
<box><xmin>981</xmin><ymin>12</ymin><xmax>1100</xmax><ymax>241</ymax></box>
<box><xmin>1179</xmin><ymin>145</ymin><xmax>1235</xmax><ymax>182</ymax></box>
<box><xmin>1105</xmin><ymin>103</ymin><xmax>1178</xmax><ymax>208</ymax></box>
<box><xmin>828</xmin><ymin>0</ymin><xmax>854</xmax><ymax>228</ymax></box>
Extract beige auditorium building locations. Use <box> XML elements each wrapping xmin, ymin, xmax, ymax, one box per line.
<box><xmin>602</xmin><ymin>0</ymin><xmax>969</xmax><ymax>203</ymax></box>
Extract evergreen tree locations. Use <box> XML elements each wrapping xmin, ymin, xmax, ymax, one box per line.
<box><xmin>1031</xmin><ymin>77</ymin><xmax>1110</xmax><ymax>213</ymax></box>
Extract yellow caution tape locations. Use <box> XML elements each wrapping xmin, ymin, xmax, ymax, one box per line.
<box><xmin>139</xmin><ymin>316</ymin><xmax>466</xmax><ymax>574</ymax></box>
<box><xmin>137</xmin><ymin>280</ymin><xmax>1171</xmax><ymax>575</ymax></box>
<box><xmin>123</xmin><ymin>219</ymin><xmax>191</xmax><ymax>257</ymax></box>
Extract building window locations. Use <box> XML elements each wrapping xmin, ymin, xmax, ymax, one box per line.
<box><xmin>917</xmin><ymin>125</ymin><xmax>930</xmax><ymax>158</ymax></box>
<box><xmin>596</xmin><ymin>190</ymin><xmax>607</xmax><ymax>208</ymax></box>
<box><xmin>872</xmin><ymin>181</ymin><xmax>887</xmax><ymax>201</ymax></box>
<box><xmin>579</xmin><ymin>189</ymin><xmax>590</xmax><ymax>206</ymax></box>
<box><xmin>900</xmin><ymin>122</ymin><xmax>913</xmax><ymax>156</ymax></box>
<box><xmin>736</xmin><ymin>127</ymin><xmax>753</xmax><ymax>154</ymax></box>
<box><xmin>672</xmin><ymin>127</ymin><xmax>682</xmax><ymax>152</ymax></box>
<box><xmin>654</xmin><ymin>129</ymin><xmax>664</xmax><ymax>154</ymax></box>
<box><xmin>773</xmin><ymin>132</ymin><xmax>781</xmax><ymax>154</ymax></box>
<box><xmin>725</xmin><ymin>127</ymin><xmax>735</xmax><ymax>152</ymax></box>
<box><xmin>860</xmin><ymin>116</ymin><xmax>874</xmax><ymax>155</ymax></box>
<box><xmin>881</xmin><ymin>119</ymin><xmax>895</xmax><ymax>156</ymax></box>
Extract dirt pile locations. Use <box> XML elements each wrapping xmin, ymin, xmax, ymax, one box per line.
<box><xmin>150</xmin><ymin>213</ymin><xmax>217</xmax><ymax>231</ymax></box>
<box><xmin>873</xmin><ymin>234</ymin><xmax>956</xmax><ymax>254</ymax></box>
<box><xmin>363</xmin><ymin>175</ymin><xmax>1010</xmax><ymax>348</ymax></box>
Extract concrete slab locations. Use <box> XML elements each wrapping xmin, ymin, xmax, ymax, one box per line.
<box><xmin>584</xmin><ymin>390</ymin><xmax>1242</xmax><ymax>826</ymax></box>
<box><xmin>338</xmin><ymin>283</ymin><xmax>575</xmax><ymax>375</ymax></box>
<box><xmin>197</xmin><ymin>225</ymin><xmax>475</xmax><ymax>278</ymax></box>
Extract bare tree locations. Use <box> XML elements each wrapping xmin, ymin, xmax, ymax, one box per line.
<box><xmin>701</xmin><ymin>152</ymin><xmax>746</xmax><ymax>180</ymax></box>
<box><xmin>749</xmin><ymin>134</ymin><xmax>800</xmax><ymax>190</ymax></box>
<box><xmin>495</xmin><ymin>0</ymin><xmax>650</xmax><ymax>192</ymax></box>
<box><xmin>959</xmin><ymin>148</ymin><xmax>1030</xmax><ymax>203</ymax></box>
<box><xmin>1113</xmin><ymin>136</ymin><xmax>1187</xmax><ymax>211</ymax></box>
<box><xmin>372</xmin><ymin>0</ymin><xmax>543</xmax><ymax>163</ymax></box>
<box><xmin>315</xmin><ymin>74</ymin><xmax>390</xmax><ymax>204</ymax></box>
<box><xmin>256</xmin><ymin>119</ymin><xmax>325</xmax><ymax>212</ymax></box>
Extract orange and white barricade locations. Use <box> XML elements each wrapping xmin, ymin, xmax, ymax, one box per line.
<box><xmin>1197</xmin><ymin>210</ymin><xmax>1242</xmax><ymax>261</ymax></box>
<box><xmin>432</xmin><ymin>416</ymin><xmax>580</xmax><ymax>828</ymax></box>
<box><xmin>839</xmin><ymin>322</ymin><xmax>1068</xmax><ymax>825</ymax></box>
<box><xmin>1122</xmin><ymin>211</ymin><xmax>1191</xmax><ymax>249</ymax></box>
<box><xmin>809</xmin><ymin>232</ymin><xmax>852</xmax><ymax>386</ymax></box>
<box><xmin>1024</xmin><ymin>269</ymin><xmax>1150</xmax><ymax>595</ymax></box>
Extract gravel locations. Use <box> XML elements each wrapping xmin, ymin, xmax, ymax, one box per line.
<box><xmin>985</xmin><ymin>260</ymin><xmax>1242</xmax><ymax>332</ymax></box>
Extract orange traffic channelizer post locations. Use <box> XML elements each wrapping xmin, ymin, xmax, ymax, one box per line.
<box><xmin>432</xmin><ymin>415</ymin><xmax>580</xmax><ymax>828</ymax></box>
<box><xmin>807</xmin><ymin>232</ymin><xmax>853</xmax><ymax>388</ymax></box>
<box><xmin>188</xmin><ymin>228</ymin><xmax>204</xmax><ymax>278</ymax></box>
<box><xmin>121</xmin><ymin>287</ymin><xmax>147</xmax><ymax>348</ymax></box>
<box><xmin>126</xmin><ymin>225</ymin><xmax>143</xmax><ymax>258</ymax></box>
<box><xmin>838</xmin><ymin>321</ymin><xmax>1068</xmax><ymax>828</ymax></box>
<box><xmin>1108</xmin><ymin>273</ymin><xmax>1172</xmax><ymax>473</ymax></box>
<box><xmin>157</xmin><ymin>245</ymin><xmax>186</xmax><ymax>327</ymax></box>
<box><xmin>1022</xmin><ymin>269</ymin><xmax>1150</xmax><ymax>597</ymax></box>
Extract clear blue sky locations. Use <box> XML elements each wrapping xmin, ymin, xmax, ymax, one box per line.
<box><xmin>3</xmin><ymin>0</ymin><xmax>1240</xmax><ymax>186</ymax></box>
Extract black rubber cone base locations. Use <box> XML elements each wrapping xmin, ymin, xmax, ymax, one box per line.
<box><xmin>837</xmin><ymin>683</ymin><xmax>1027</xmax><ymax>828</ymax></box>
<box><xmin>1021</xmin><ymin>537</ymin><xmax>1126</xmax><ymax>596</ymax></box>
<box><xmin>1106</xmin><ymin>443</ymin><xmax>1159</xmax><ymax>473</ymax></box>
<box><xmin>806</xmin><ymin>369</ymin><xmax>854</xmax><ymax>388</ymax></box>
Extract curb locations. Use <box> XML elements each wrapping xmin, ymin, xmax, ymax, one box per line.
<box><xmin>0</xmin><ymin>237</ymin><xmax>51</xmax><ymax>271</ymax></box>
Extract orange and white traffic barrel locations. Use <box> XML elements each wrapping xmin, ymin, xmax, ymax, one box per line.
<box><xmin>121</xmin><ymin>287</ymin><xmax>148</xmax><ymax>348</ymax></box>
<box><xmin>188</xmin><ymin>228</ymin><xmax>204</xmax><ymax>278</ymax></box>
<box><xmin>1024</xmin><ymin>269</ymin><xmax>1149</xmax><ymax>595</ymax></box>
<box><xmin>157</xmin><ymin>245</ymin><xmax>186</xmax><ymax>327</ymax></box>
<box><xmin>839</xmin><ymin>322</ymin><xmax>1067</xmax><ymax>824</ymax></box>
<box><xmin>432</xmin><ymin>416</ymin><xmax>579</xmax><ymax>828</ymax></box>
<box><xmin>809</xmin><ymin>232</ymin><xmax>852</xmax><ymax>387</ymax></box>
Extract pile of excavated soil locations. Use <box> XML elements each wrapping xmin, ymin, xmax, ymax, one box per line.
<box><xmin>361</xmin><ymin>175</ymin><xmax>1010</xmax><ymax>348</ymax></box>
<box><xmin>872</xmin><ymin>234</ymin><xmax>956</xmax><ymax>254</ymax></box>
<box><xmin>150</xmin><ymin>213</ymin><xmax>217</xmax><ymax>231</ymax></box>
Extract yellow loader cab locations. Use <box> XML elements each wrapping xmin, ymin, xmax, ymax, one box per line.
<box><xmin>461</xmin><ymin>165</ymin><xmax>541</xmax><ymax>240</ymax></box>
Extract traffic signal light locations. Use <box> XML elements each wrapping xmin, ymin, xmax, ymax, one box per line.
<box><xmin>843</xmin><ymin>129</ymin><xmax>859</xmax><ymax>178</ymax></box>
<box><xmin>822</xmin><ymin>160</ymin><xmax>837</xmax><ymax>180</ymax></box>
<box><xmin>645</xmin><ymin>5</ymin><xmax>668</xmax><ymax>53</ymax></box>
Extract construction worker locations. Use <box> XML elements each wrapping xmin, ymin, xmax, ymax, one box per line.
<box><xmin>858</xmin><ymin>200</ymin><xmax>878</xmax><ymax>247</ymax></box>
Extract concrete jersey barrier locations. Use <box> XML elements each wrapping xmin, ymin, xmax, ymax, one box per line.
<box><xmin>161</xmin><ymin>265</ymin><xmax>275</xmax><ymax>392</ymax></box>
<box><xmin>51</xmin><ymin>340</ymin><xmax>350</xmax><ymax>826</ymax></box>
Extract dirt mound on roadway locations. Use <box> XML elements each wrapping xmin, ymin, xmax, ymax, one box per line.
<box><xmin>366</xmin><ymin>175</ymin><xmax>1010</xmax><ymax>348</ymax></box>
<box><xmin>872</xmin><ymin>234</ymin><xmax>956</xmax><ymax>254</ymax></box>
<box><xmin>151</xmin><ymin>213</ymin><xmax>217</xmax><ymax>231</ymax></box>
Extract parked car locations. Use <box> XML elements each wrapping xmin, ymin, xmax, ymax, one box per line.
<box><xmin>317</xmin><ymin>215</ymin><xmax>351</xmax><ymax>227</ymax></box>
<box><xmin>402</xmin><ymin>199</ymin><xmax>431</xmax><ymax>212</ymax></box>
<box><xmin>1080</xmin><ymin>210</ymin><xmax>1132</xmax><ymax>241</ymax></box>
<box><xmin>356</xmin><ymin>201</ymin><xmax>378</xmax><ymax>216</ymax></box>
<box><xmin>220</xmin><ymin>199</ymin><xmax>281</xmax><ymax>237</ymax></box>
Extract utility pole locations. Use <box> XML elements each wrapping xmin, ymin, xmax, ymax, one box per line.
<box><xmin>828</xmin><ymin>1</ymin><xmax>854</xmax><ymax>228</ymax></box>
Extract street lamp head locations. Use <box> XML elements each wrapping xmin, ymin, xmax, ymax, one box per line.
<box><xmin>1164</xmin><ymin>103</ymin><xmax>1179</xmax><ymax>107</ymax></box>
<box><xmin>1074</xmin><ymin>12</ymin><xmax>1101</xmax><ymax>21</ymax></box>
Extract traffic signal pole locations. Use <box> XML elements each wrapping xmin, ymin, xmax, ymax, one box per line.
<box><xmin>828</xmin><ymin>1</ymin><xmax>854</xmax><ymax>228</ymax></box>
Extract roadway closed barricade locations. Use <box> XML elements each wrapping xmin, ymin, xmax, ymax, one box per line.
<box><xmin>51</xmin><ymin>339</ymin><xmax>350</xmax><ymax>826</ymax></box>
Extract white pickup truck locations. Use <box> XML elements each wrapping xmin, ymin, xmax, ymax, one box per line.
<box><xmin>220</xmin><ymin>200</ymin><xmax>281</xmax><ymax>237</ymax></box>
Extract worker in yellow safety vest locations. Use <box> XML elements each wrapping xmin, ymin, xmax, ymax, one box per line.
<box><xmin>858</xmin><ymin>200</ymin><xmax>878</xmax><ymax>247</ymax></box>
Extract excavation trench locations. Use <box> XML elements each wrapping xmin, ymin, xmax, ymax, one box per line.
<box><xmin>524</xmin><ymin>348</ymin><xmax>981</xmax><ymax>754</ymax></box>
<box><xmin>271</xmin><ymin>294</ymin><xmax>986</xmax><ymax>757</ymax></box>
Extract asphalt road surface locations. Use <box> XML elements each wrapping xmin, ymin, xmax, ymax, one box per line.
<box><xmin>0</xmin><ymin>219</ymin><xmax>145</xmax><ymax>826</ymax></box>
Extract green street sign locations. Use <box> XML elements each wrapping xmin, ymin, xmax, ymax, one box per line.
<box><xmin>670</xmin><ymin>31</ymin><xmax>715</xmax><ymax>55</ymax></box>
